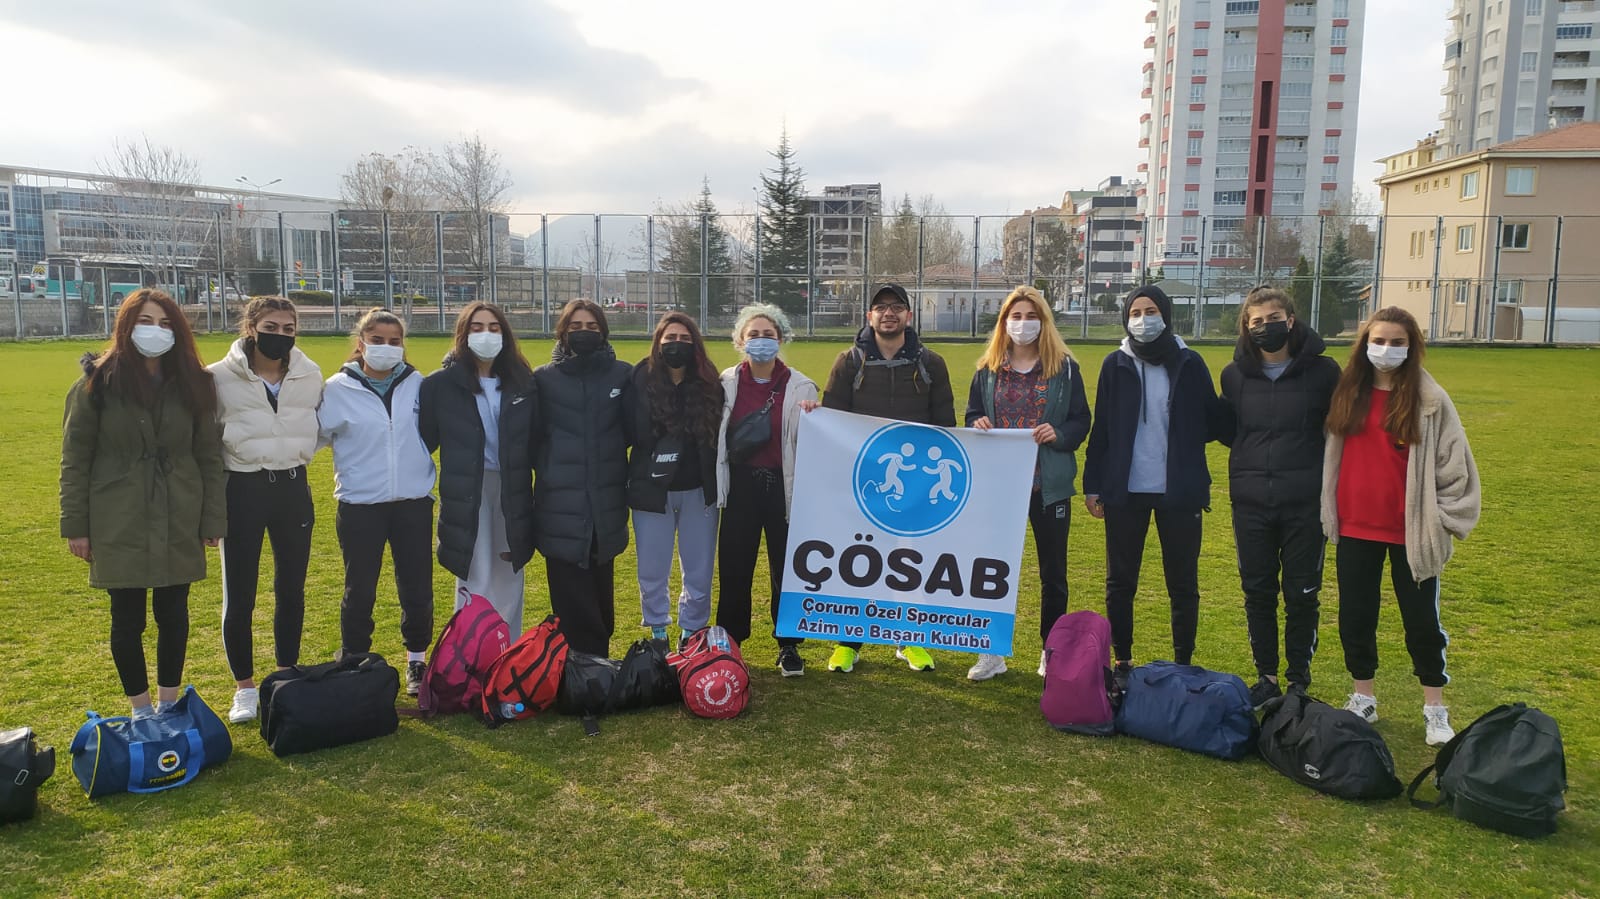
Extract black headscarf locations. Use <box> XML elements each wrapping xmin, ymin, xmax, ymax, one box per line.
<box><xmin>1122</xmin><ymin>284</ymin><xmax>1180</xmax><ymax>365</ymax></box>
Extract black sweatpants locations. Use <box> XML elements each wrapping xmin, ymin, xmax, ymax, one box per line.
<box><xmin>1234</xmin><ymin>500</ymin><xmax>1324</xmax><ymax>687</ymax></box>
<box><xmin>336</xmin><ymin>498</ymin><xmax>435</xmax><ymax>657</ymax></box>
<box><xmin>1336</xmin><ymin>536</ymin><xmax>1449</xmax><ymax>688</ymax></box>
<box><xmin>220</xmin><ymin>467</ymin><xmax>314</xmax><ymax>680</ymax></box>
<box><xmin>717</xmin><ymin>466</ymin><xmax>801</xmax><ymax>649</ymax></box>
<box><xmin>109</xmin><ymin>584</ymin><xmax>190</xmax><ymax>697</ymax></box>
<box><xmin>1030</xmin><ymin>492</ymin><xmax>1073</xmax><ymax>643</ymax></box>
<box><xmin>546</xmin><ymin>533</ymin><xmax>616</xmax><ymax>656</ymax></box>
<box><xmin>1103</xmin><ymin>494</ymin><xmax>1203</xmax><ymax>665</ymax></box>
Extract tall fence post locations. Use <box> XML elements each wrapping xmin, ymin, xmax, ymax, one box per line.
<box><xmin>1370</xmin><ymin>214</ymin><xmax>1385</xmax><ymax>315</ymax></box>
<box><xmin>1547</xmin><ymin>215</ymin><xmax>1563</xmax><ymax>343</ymax></box>
<box><xmin>862</xmin><ymin>215</ymin><xmax>872</xmax><ymax>313</ymax></box>
<box><xmin>594</xmin><ymin>215</ymin><xmax>604</xmax><ymax>311</ymax></box>
<box><xmin>970</xmin><ymin>217</ymin><xmax>981</xmax><ymax>337</ymax></box>
<box><xmin>540</xmin><ymin>213</ymin><xmax>551</xmax><ymax>334</ymax></box>
<box><xmin>753</xmin><ymin>214</ymin><xmax>762</xmax><ymax>305</ymax></box>
<box><xmin>330</xmin><ymin>211</ymin><xmax>342</xmax><ymax>330</ymax></box>
<box><xmin>646</xmin><ymin>215</ymin><xmax>656</xmax><ymax>319</ymax></box>
<box><xmin>382</xmin><ymin>211</ymin><xmax>394</xmax><ymax>311</ymax></box>
<box><xmin>699</xmin><ymin>213</ymin><xmax>710</xmax><ymax>326</ymax></box>
<box><xmin>1253</xmin><ymin>216</ymin><xmax>1266</xmax><ymax>287</ymax></box>
<box><xmin>915</xmin><ymin>216</ymin><xmax>925</xmax><ymax>334</ymax></box>
<box><xmin>1194</xmin><ymin>217</ymin><xmax>1209</xmax><ymax>338</ymax></box>
<box><xmin>1429</xmin><ymin>216</ymin><xmax>1445</xmax><ymax>339</ymax></box>
<box><xmin>100</xmin><ymin>267</ymin><xmax>110</xmax><ymax>335</ymax></box>
<box><xmin>1488</xmin><ymin>214</ymin><xmax>1503</xmax><ymax>342</ymax></box>
<box><xmin>805</xmin><ymin>214</ymin><xmax>815</xmax><ymax>337</ymax></box>
<box><xmin>1082</xmin><ymin>215</ymin><xmax>1093</xmax><ymax>340</ymax></box>
<box><xmin>10</xmin><ymin>260</ymin><xmax>20</xmax><ymax>341</ymax></box>
<box><xmin>213</xmin><ymin>209</ymin><xmax>225</xmax><ymax>334</ymax></box>
<box><xmin>1311</xmin><ymin>214</ymin><xmax>1326</xmax><ymax>332</ymax></box>
<box><xmin>1026</xmin><ymin>214</ymin><xmax>1037</xmax><ymax>285</ymax></box>
<box><xmin>487</xmin><ymin>212</ymin><xmax>498</xmax><ymax>306</ymax></box>
<box><xmin>278</xmin><ymin>211</ymin><xmax>289</xmax><ymax>298</ymax></box>
<box><xmin>436</xmin><ymin>212</ymin><xmax>446</xmax><ymax>333</ymax></box>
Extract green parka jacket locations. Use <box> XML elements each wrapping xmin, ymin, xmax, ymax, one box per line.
<box><xmin>59</xmin><ymin>355</ymin><xmax>227</xmax><ymax>589</ymax></box>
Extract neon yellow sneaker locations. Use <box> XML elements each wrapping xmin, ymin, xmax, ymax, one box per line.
<box><xmin>827</xmin><ymin>645</ymin><xmax>858</xmax><ymax>673</ymax></box>
<box><xmin>896</xmin><ymin>645</ymin><xmax>936</xmax><ymax>671</ymax></box>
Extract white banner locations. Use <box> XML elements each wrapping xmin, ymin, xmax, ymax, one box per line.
<box><xmin>776</xmin><ymin>408</ymin><xmax>1037</xmax><ymax>655</ymax></box>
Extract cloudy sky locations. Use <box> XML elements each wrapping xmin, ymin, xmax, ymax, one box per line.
<box><xmin>0</xmin><ymin>0</ymin><xmax>1447</xmax><ymax>217</ymax></box>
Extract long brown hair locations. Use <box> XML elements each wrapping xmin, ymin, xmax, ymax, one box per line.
<box><xmin>1326</xmin><ymin>306</ymin><xmax>1427</xmax><ymax>445</ymax></box>
<box><xmin>645</xmin><ymin>312</ymin><xmax>722</xmax><ymax>446</ymax></box>
<box><xmin>555</xmin><ymin>298</ymin><xmax>609</xmax><ymax>351</ymax></box>
<box><xmin>450</xmin><ymin>301</ymin><xmax>531</xmax><ymax>391</ymax></box>
<box><xmin>975</xmin><ymin>286</ymin><xmax>1072</xmax><ymax>378</ymax></box>
<box><xmin>87</xmin><ymin>289</ymin><xmax>215</xmax><ymax>416</ymax></box>
<box><xmin>239</xmin><ymin>295</ymin><xmax>297</xmax><ymax>373</ymax></box>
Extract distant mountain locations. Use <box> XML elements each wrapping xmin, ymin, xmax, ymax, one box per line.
<box><xmin>521</xmin><ymin>214</ymin><xmax>650</xmax><ymax>271</ymax></box>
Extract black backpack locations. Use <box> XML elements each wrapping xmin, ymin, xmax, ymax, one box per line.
<box><xmin>1258</xmin><ymin>691</ymin><xmax>1403</xmax><ymax>800</ymax></box>
<box><xmin>1407</xmin><ymin>703</ymin><xmax>1567</xmax><ymax>837</ymax></box>
<box><xmin>0</xmin><ymin>727</ymin><xmax>55</xmax><ymax>824</ymax></box>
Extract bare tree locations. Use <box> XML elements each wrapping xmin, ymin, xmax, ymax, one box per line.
<box><xmin>340</xmin><ymin>149</ymin><xmax>438</xmax><ymax>315</ymax></box>
<box><xmin>429</xmin><ymin>133</ymin><xmax>514</xmax><ymax>287</ymax></box>
<box><xmin>97</xmin><ymin>137</ymin><xmax>215</xmax><ymax>299</ymax></box>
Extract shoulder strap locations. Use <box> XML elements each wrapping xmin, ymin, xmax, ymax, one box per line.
<box><xmin>849</xmin><ymin>347</ymin><xmax>866</xmax><ymax>391</ymax></box>
<box><xmin>1407</xmin><ymin>762</ymin><xmax>1443</xmax><ymax>809</ymax></box>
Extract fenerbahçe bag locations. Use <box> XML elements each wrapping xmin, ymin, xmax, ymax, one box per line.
<box><xmin>668</xmin><ymin>626</ymin><xmax>750</xmax><ymax>719</ymax></box>
<box><xmin>69</xmin><ymin>686</ymin><xmax>231</xmax><ymax>799</ymax></box>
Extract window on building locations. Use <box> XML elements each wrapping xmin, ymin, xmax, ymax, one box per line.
<box><xmin>1461</xmin><ymin>171</ymin><xmax>1479</xmax><ymax>198</ymax></box>
<box><xmin>1457</xmin><ymin>224</ymin><xmax>1476</xmax><ymax>252</ymax></box>
<box><xmin>1194</xmin><ymin>30</ymin><xmax>1209</xmax><ymax>49</ymax></box>
<box><xmin>1190</xmin><ymin>82</ymin><xmax>1205</xmax><ymax>102</ymax></box>
<box><xmin>1496</xmin><ymin>280</ymin><xmax>1526</xmax><ymax>304</ymax></box>
<box><xmin>1184</xmin><ymin>193</ymin><xmax>1200</xmax><ymax>210</ymax></box>
<box><xmin>1285</xmin><ymin>28</ymin><xmax>1313</xmax><ymax>45</ymax></box>
<box><xmin>1188</xmin><ymin>136</ymin><xmax>1203</xmax><ymax>155</ymax></box>
<box><xmin>1281</xmin><ymin>81</ymin><xmax>1313</xmax><ymax>98</ymax></box>
<box><xmin>1515</xmin><ymin>106</ymin><xmax>1535</xmax><ymax>135</ymax></box>
<box><xmin>1557</xmin><ymin>24</ymin><xmax>1593</xmax><ymax>40</ymax></box>
<box><xmin>1214</xmin><ymin>190</ymin><xmax>1247</xmax><ymax>206</ymax></box>
<box><xmin>1321</xmin><ymin>188</ymin><xmax>1338</xmax><ymax>207</ymax></box>
<box><xmin>1215</xmin><ymin>164</ymin><xmax>1248</xmax><ymax>179</ymax></box>
<box><xmin>1224</xmin><ymin>29</ymin><xmax>1246</xmax><ymax>44</ymax></box>
<box><xmin>1193</xmin><ymin>57</ymin><xmax>1209</xmax><ymax>75</ymax></box>
<box><xmin>1323</xmin><ymin>162</ymin><xmax>1339</xmax><ymax>181</ymax></box>
<box><xmin>1526</xmin><ymin>0</ymin><xmax>1543</xmax><ymax>15</ymax></box>
<box><xmin>1454</xmin><ymin>281</ymin><xmax>1472</xmax><ymax>305</ymax></box>
<box><xmin>1331</xmin><ymin>25</ymin><xmax>1347</xmax><ymax>47</ymax></box>
<box><xmin>1330</xmin><ymin>53</ymin><xmax>1346</xmax><ymax>74</ymax></box>
<box><xmin>1226</xmin><ymin>54</ymin><xmax>1257</xmax><ymax>72</ymax></box>
<box><xmin>1279</xmin><ymin>136</ymin><xmax>1308</xmax><ymax>152</ymax></box>
<box><xmin>1520</xmin><ymin>51</ymin><xmax>1539</xmax><ymax>73</ymax></box>
<box><xmin>1334</xmin><ymin>0</ymin><xmax>1350</xmax><ymax>15</ymax></box>
<box><xmin>1501</xmin><ymin>222</ymin><xmax>1531</xmax><ymax>249</ymax></box>
<box><xmin>1218</xmin><ymin>138</ymin><xmax>1251</xmax><ymax>153</ymax></box>
<box><xmin>1284</xmin><ymin>55</ymin><xmax>1314</xmax><ymax>71</ymax></box>
<box><xmin>1480</xmin><ymin>84</ymin><xmax>1497</xmax><ymax>101</ymax></box>
<box><xmin>1506</xmin><ymin>165</ymin><xmax>1537</xmax><ymax>194</ymax></box>
<box><xmin>1225</xmin><ymin>1</ymin><xmax>1260</xmax><ymax>14</ymax></box>
<box><xmin>1487</xmin><ymin>29</ymin><xmax>1501</xmax><ymax>47</ymax></box>
<box><xmin>1275</xmin><ymin>191</ymin><xmax>1306</xmax><ymax>206</ymax></box>
<box><xmin>1280</xmin><ymin>109</ymin><xmax>1311</xmax><ymax>126</ymax></box>
<box><xmin>1482</xmin><ymin>56</ymin><xmax>1500</xmax><ymax>74</ymax></box>
<box><xmin>1219</xmin><ymin>112</ymin><xmax>1254</xmax><ymax>127</ymax></box>
<box><xmin>1478</xmin><ymin>111</ymin><xmax>1493</xmax><ymax>127</ymax></box>
<box><xmin>1222</xmin><ymin>82</ymin><xmax>1255</xmax><ymax>99</ymax></box>
<box><xmin>1213</xmin><ymin>217</ymin><xmax>1244</xmax><ymax>232</ymax></box>
<box><xmin>1275</xmin><ymin>164</ymin><xmax>1307</xmax><ymax>179</ymax></box>
<box><xmin>1324</xmin><ymin>135</ymin><xmax>1340</xmax><ymax>155</ymax></box>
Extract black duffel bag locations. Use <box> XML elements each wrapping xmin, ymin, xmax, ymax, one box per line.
<box><xmin>612</xmin><ymin>639</ymin><xmax>680</xmax><ymax>710</ymax></box>
<box><xmin>1258</xmin><ymin>690</ymin><xmax>1403</xmax><ymax>800</ymax></box>
<box><xmin>557</xmin><ymin>641</ymin><xmax>681</xmax><ymax>735</ymax></box>
<box><xmin>259</xmin><ymin>653</ymin><xmax>400</xmax><ymax>757</ymax></box>
<box><xmin>0</xmin><ymin>727</ymin><xmax>55</xmax><ymax>823</ymax></box>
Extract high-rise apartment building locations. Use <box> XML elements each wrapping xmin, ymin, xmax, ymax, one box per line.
<box><xmin>1439</xmin><ymin>0</ymin><xmax>1600</xmax><ymax>158</ymax></box>
<box><xmin>1140</xmin><ymin>0</ymin><xmax>1365</xmax><ymax>279</ymax></box>
<box><xmin>807</xmin><ymin>183</ymin><xmax>881</xmax><ymax>278</ymax></box>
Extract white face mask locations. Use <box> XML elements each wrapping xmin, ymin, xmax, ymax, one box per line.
<box><xmin>131</xmin><ymin>324</ymin><xmax>175</xmax><ymax>358</ymax></box>
<box><xmin>363</xmin><ymin>342</ymin><xmax>405</xmax><ymax>372</ymax></box>
<box><xmin>467</xmin><ymin>331</ymin><xmax>503</xmax><ymax>362</ymax></box>
<box><xmin>1366</xmin><ymin>343</ymin><xmax>1408</xmax><ymax>372</ymax></box>
<box><xmin>1127</xmin><ymin>313</ymin><xmax>1166</xmax><ymax>344</ymax></box>
<box><xmin>1006</xmin><ymin>319</ymin><xmax>1042</xmax><ymax>345</ymax></box>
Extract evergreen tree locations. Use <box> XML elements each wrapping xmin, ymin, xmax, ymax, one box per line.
<box><xmin>1315</xmin><ymin>234</ymin><xmax>1359</xmax><ymax>336</ymax></box>
<box><xmin>872</xmin><ymin>193</ymin><xmax>920</xmax><ymax>280</ymax></box>
<box><xmin>1289</xmin><ymin>256</ymin><xmax>1315</xmax><ymax>323</ymax></box>
<box><xmin>757</xmin><ymin>127</ymin><xmax>810</xmax><ymax>314</ymax></box>
<box><xmin>657</xmin><ymin>177</ymin><xmax>737</xmax><ymax>313</ymax></box>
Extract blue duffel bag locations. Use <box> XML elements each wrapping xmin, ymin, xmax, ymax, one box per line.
<box><xmin>1114</xmin><ymin>661</ymin><xmax>1258</xmax><ymax>760</ymax></box>
<box><xmin>69</xmin><ymin>686</ymin><xmax>232</xmax><ymax>798</ymax></box>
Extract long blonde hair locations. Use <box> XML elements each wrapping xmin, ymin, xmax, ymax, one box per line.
<box><xmin>976</xmin><ymin>286</ymin><xmax>1072</xmax><ymax>378</ymax></box>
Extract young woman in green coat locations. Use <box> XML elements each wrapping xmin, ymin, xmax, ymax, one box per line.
<box><xmin>59</xmin><ymin>289</ymin><xmax>227</xmax><ymax>718</ymax></box>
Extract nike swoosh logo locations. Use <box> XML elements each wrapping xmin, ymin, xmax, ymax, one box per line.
<box><xmin>1302</xmin><ymin>586</ymin><xmax>1318</xmax><ymax>594</ymax></box>
<box><xmin>651</xmin><ymin>472</ymin><xmax>671</xmax><ymax>479</ymax></box>
<box><xmin>512</xmin><ymin>396</ymin><xmax>526</xmax><ymax>404</ymax></box>
<box><xmin>609</xmin><ymin>388</ymin><xmax>622</xmax><ymax>398</ymax></box>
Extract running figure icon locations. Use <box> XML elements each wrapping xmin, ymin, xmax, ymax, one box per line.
<box><xmin>876</xmin><ymin>443</ymin><xmax>917</xmax><ymax>498</ymax></box>
<box><xmin>923</xmin><ymin>445</ymin><xmax>964</xmax><ymax>504</ymax></box>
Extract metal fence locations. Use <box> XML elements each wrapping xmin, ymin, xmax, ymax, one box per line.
<box><xmin>5</xmin><ymin>212</ymin><xmax>1599</xmax><ymax>344</ymax></box>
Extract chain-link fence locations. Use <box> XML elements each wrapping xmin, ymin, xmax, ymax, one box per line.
<box><xmin>5</xmin><ymin>211</ymin><xmax>1598</xmax><ymax>344</ymax></box>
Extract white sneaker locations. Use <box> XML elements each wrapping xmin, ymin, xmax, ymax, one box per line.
<box><xmin>966</xmin><ymin>653</ymin><xmax>1008</xmax><ymax>681</ymax></box>
<box><xmin>1343</xmin><ymin>692</ymin><xmax>1378</xmax><ymax>723</ymax></box>
<box><xmin>1038</xmin><ymin>650</ymin><xmax>1048</xmax><ymax>677</ymax></box>
<box><xmin>228</xmin><ymin>687</ymin><xmax>259</xmax><ymax>724</ymax></box>
<box><xmin>1424</xmin><ymin>704</ymin><xmax>1455</xmax><ymax>747</ymax></box>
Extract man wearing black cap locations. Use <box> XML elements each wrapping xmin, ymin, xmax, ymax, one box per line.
<box><xmin>819</xmin><ymin>282</ymin><xmax>956</xmax><ymax>674</ymax></box>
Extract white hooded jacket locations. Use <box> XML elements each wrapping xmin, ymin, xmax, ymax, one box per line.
<box><xmin>317</xmin><ymin>365</ymin><xmax>436</xmax><ymax>504</ymax></box>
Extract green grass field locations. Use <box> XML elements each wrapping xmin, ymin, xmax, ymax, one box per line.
<box><xmin>0</xmin><ymin>335</ymin><xmax>1595</xmax><ymax>897</ymax></box>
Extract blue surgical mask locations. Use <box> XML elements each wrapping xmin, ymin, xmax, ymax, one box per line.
<box><xmin>744</xmin><ymin>337</ymin><xmax>781</xmax><ymax>363</ymax></box>
<box><xmin>1127</xmin><ymin>313</ymin><xmax>1166</xmax><ymax>344</ymax></box>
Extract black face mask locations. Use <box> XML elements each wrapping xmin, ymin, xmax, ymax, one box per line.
<box><xmin>255</xmin><ymin>332</ymin><xmax>295</xmax><ymax>361</ymax></box>
<box><xmin>566</xmin><ymin>329</ymin><xmax>604</xmax><ymax>356</ymax></box>
<box><xmin>660</xmin><ymin>341</ymin><xmax>694</xmax><ymax>369</ymax></box>
<box><xmin>1249</xmin><ymin>320</ymin><xmax>1291</xmax><ymax>353</ymax></box>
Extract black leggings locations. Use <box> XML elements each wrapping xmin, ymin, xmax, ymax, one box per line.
<box><xmin>1103</xmin><ymin>495</ymin><xmax>1204</xmax><ymax>665</ymax></box>
<box><xmin>220</xmin><ymin>468</ymin><xmax>314</xmax><ymax>680</ymax></box>
<box><xmin>108</xmin><ymin>584</ymin><xmax>191</xmax><ymax>697</ymax></box>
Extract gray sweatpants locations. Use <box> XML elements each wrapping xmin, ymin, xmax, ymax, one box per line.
<box><xmin>632</xmin><ymin>489</ymin><xmax>718</xmax><ymax>632</ymax></box>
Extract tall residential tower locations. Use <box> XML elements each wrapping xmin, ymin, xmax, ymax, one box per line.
<box><xmin>1140</xmin><ymin>0</ymin><xmax>1366</xmax><ymax>279</ymax></box>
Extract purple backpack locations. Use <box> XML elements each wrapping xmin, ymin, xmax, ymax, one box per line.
<box><xmin>1040</xmin><ymin>610</ymin><xmax>1116</xmax><ymax>735</ymax></box>
<box><xmin>419</xmin><ymin>590</ymin><xmax>511</xmax><ymax>716</ymax></box>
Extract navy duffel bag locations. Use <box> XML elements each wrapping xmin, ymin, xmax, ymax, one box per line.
<box><xmin>69</xmin><ymin>686</ymin><xmax>232</xmax><ymax>798</ymax></box>
<box><xmin>1114</xmin><ymin>661</ymin><xmax>1258</xmax><ymax>760</ymax></box>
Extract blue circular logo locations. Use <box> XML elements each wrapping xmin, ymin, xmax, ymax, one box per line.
<box><xmin>853</xmin><ymin>423</ymin><xmax>971</xmax><ymax>537</ymax></box>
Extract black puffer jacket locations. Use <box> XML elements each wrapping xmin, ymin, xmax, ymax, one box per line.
<box><xmin>532</xmin><ymin>344</ymin><xmax>634</xmax><ymax>567</ymax></box>
<box><xmin>1217</xmin><ymin>325</ymin><xmax>1341</xmax><ymax>508</ymax></box>
<box><xmin>418</xmin><ymin>353</ymin><xmax>537</xmax><ymax>578</ymax></box>
<box><xmin>626</xmin><ymin>359</ymin><xmax>722</xmax><ymax>512</ymax></box>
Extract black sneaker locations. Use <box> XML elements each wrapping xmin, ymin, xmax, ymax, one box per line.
<box><xmin>406</xmin><ymin>660</ymin><xmax>425</xmax><ymax>697</ymax></box>
<box><xmin>1112</xmin><ymin>661</ymin><xmax>1133</xmax><ymax>696</ymax></box>
<box><xmin>1249</xmin><ymin>677</ymin><xmax>1283</xmax><ymax>709</ymax></box>
<box><xmin>777</xmin><ymin>646</ymin><xmax>805</xmax><ymax>678</ymax></box>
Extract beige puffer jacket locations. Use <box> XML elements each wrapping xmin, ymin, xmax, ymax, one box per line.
<box><xmin>209</xmin><ymin>338</ymin><xmax>323</xmax><ymax>472</ymax></box>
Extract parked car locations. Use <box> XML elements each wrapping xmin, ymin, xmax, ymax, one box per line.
<box><xmin>201</xmin><ymin>287</ymin><xmax>243</xmax><ymax>302</ymax></box>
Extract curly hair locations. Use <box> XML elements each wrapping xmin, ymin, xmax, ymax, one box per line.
<box><xmin>644</xmin><ymin>312</ymin><xmax>723</xmax><ymax>447</ymax></box>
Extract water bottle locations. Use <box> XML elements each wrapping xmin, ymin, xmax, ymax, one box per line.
<box><xmin>706</xmin><ymin>626</ymin><xmax>732</xmax><ymax>653</ymax></box>
<box><xmin>499</xmin><ymin>701</ymin><xmax>524</xmax><ymax>719</ymax></box>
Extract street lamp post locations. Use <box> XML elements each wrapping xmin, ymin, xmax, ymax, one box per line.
<box><xmin>236</xmin><ymin>176</ymin><xmax>281</xmax><ymax>293</ymax></box>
